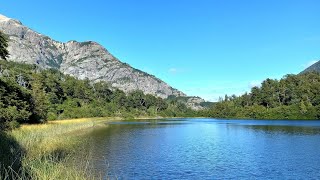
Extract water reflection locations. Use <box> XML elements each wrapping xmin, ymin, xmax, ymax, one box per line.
<box><xmin>244</xmin><ymin>125</ymin><xmax>320</xmax><ymax>135</ymax></box>
<box><xmin>109</xmin><ymin>119</ymin><xmax>190</xmax><ymax>126</ymax></box>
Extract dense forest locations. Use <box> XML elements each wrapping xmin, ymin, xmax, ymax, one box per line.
<box><xmin>208</xmin><ymin>72</ymin><xmax>320</xmax><ymax>120</ymax></box>
<box><xmin>0</xmin><ymin>60</ymin><xmax>200</xmax><ymax>130</ymax></box>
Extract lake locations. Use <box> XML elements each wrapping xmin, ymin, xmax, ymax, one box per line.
<box><xmin>84</xmin><ymin>118</ymin><xmax>320</xmax><ymax>179</ymax></box>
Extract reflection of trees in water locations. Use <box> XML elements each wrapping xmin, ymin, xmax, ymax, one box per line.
<box><xmin>103</xmin><ymin>120</ymin><xmax>188</xmax><ymax>132</ymax></box>
<box><xmin>84</xmin><ymin>121</ymin><xmax>189</xmax><ymax>178</ymax></box>
<box><xmin>245</xmin><ymin>125</ymin><xmax>320</xmax><ymax>135</ymax></box>
<box><xmin>86</xmin><ymin>120</ymin><xmax>187</xmax><ymax>146</ymax></box>
<box><xmin>0</xmin><ymin>132</ymin><xmax>27</xmax><ymax>179</ymax></box>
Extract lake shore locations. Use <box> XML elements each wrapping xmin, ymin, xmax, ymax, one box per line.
<box><xmin>1</xmin><ymin>117</ymin><xmax>105</xmax><ymax>179</ymax></box>
<box><xmin>0</xmin><ymin>116</ymin><xmax>183</xmax><ymax>179</ymax></box>
<box><xmin>1</xmin><ymin>117</ymin><xmax>117</xmax><ymax>179</ymax></box>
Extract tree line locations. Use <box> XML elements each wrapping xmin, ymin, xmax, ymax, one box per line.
<box><xmin>0</xmin><ymin>60</ymin><xmax>200</xmax><ymax>130</ymax></box>
<box><xmin>207</xmin><ymin>72</ymin><xmax>320</xmax><ymax>120</ymax></box>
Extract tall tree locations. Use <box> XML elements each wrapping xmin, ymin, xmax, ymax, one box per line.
<box><xmin>0</xmin><ymin>31</ymin><xmax>9</xmax><ymax>60</ymax></box>
<box><xmin>30</xmin><ymin>74</ymin><xmax>49</xmax><ymax>122</ymax></box>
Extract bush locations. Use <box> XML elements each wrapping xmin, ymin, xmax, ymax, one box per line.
<box><xmin>47</xmin><ymin>112</ymin><xmax>58</xmax><ymax>121</ymax></box>
<box><xmin>6</xmin><ymin>120</ymin><xmax>20</xmax><ymax>130</ymax></box>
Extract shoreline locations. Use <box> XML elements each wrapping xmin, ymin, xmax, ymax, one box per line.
<box><xmin>1</xmin><ymin>116</ymin><xmax>191</xmax><ymax>179</ymax></box>
<box><xmin>1</xmin><ymin>117</ymin><xmax>112</xmax><ymax>179</ymax></box>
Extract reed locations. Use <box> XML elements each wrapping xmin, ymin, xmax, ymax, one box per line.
<box><xmin>0</xmin><ymin>117</ymin><xmax>109</xmax><ymax>180</ymax></box>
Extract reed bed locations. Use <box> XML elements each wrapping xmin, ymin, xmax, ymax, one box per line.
<box><xmin>0</xmin><ymin>117</ymin><xmax>109</xmax><ymax>180</ymax></box>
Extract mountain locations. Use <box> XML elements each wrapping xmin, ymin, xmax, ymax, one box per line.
<box><xmin>301</xmin><ymin>60</ymin><xmax>320</xmax><ymax>74</ymax></box>
<box><xmin>0</xmin><ymin>14</ymin><xmax>186</xmax><ymax>99</ymax></box>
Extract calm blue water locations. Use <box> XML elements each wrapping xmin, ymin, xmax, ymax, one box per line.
<box><xmin>85</xmin><ymin>118</ymin><xmax>320</xmax><ymax>179</ymax></box>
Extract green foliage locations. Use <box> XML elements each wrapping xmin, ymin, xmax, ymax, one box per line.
<box><xmin>0</xmin><ymin>31</ymin><xmax>9</xmax><ymax>60</ymax></box>
<box><xmin>0</xmin><ymin>77</ymin><xmax>33</xmax><ymax>129</ymax></box>
<box><xmin>30</xmin><ymin>74</ymin><xmax>50</xmax><ymax>122</ymax></box>
<box><xmin>0</xmin><ymin>60</ymin><xmax>198</xmax><ymax>129</ymax></box>
<box><xmin>209</xmin><ymin>72</ymin><xmax>320</xmax><ymax>120</ymax></box>
<box><xmin>6</xmin><ymin>120</ymin><xmax>21</xmax><ymax>130</ymax></box>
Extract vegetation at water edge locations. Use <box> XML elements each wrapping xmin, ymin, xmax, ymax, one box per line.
<box><xmin>0</xmin><ymin>60</ymin><xmax>201</xmax><ymax>130</ymax></box>
<box><xmin>207</xmin><ymin>72</ymin><xmax>320</xmax><ymax>120</ymax></box>
<box><xmin>0</xmin><ymin>118</ymin><xmax>108</xmax><ymax>179</ymax></box>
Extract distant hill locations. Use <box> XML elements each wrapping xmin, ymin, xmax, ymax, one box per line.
<box><xmin>301</xmin><ymin>60</ymin><xmax>320</xmax><ymax>74</ymax></box>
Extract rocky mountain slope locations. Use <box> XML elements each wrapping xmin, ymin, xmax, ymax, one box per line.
<box><xmin>301</xmin><ymin>60</ymin><xmax>320</xmax><ymax>74</ymax></box>
<box><xmin>0</xmin><ymin>14</ymin><xmax>186</xmax><ymax>99</ymax></box>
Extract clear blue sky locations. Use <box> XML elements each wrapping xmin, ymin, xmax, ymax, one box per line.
<box><xmin>1</xmin><ymin>0</ymin><xmax>320</xmax><ymax>101</ymax></box>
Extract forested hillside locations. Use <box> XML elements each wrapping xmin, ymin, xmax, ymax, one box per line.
<box><xmin>208</xmin><ymin>72</ymin><xmax>320</xmax><ymax>120</ymax></box>
<box><xmin>0</xmin><ymin>60</ymin><xmax>199</xmax><ymax>129</ymax></box>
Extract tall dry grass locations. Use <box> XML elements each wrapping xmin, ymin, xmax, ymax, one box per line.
<box><xmin>1</xmin><ymin>118</ymin><xmax>109</xmax><ymax>180</ymax></box>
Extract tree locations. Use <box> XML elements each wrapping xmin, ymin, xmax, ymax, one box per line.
<box><xmin>30</xmin><ymin>74</ymin><xmax>49</xmax><ymax>122</ymax></box>
<box><xmin>208</xmin><ymin>72</ymin><xmax>320</xmax><ymax>120</ymax></box>
<box><xmin>299</xmin><ymin>101</ymin><xmax>307</xmax><ymax>114</ymax></box>
<box><xmin>0</xmin><ymin>78</ymin><xmax>32</xmax><ymax>128</ymax></box>
<box><xmin>128</xmin><ymin>90</ymin><xmax>146</xmax><ymax>109</ymax></box>
<box><xmin>0</xmin><ymin>31</ymin><xmax>9</xmax><ymax>60</ymax></box>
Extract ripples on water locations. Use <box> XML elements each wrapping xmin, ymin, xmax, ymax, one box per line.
<box><xmin>85</xmin><ymin>119</ymin><xmax>320</xmax><ymax>179</ymax></box>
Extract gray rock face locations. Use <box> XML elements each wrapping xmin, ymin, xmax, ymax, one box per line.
<box><xmin>0</xmin><ymin>14</ymin><xmax>185</xmax><ymax>98</ymax></box>
<box><xmin>301</xmin><ymin>60</ymin><xmax>320</xmax><ymax>74</ymax></box>
<box><xmin>186</xmin><ymin>97</ymin><xmax>206</xmax><ymax>110</ymax></box>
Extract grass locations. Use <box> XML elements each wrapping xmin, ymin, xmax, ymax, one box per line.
<box><xmin>0</xmin><ymin>117</ymin><xmax>111</xmax><ymax>180</ymax></box>
<box><xmin>0</xmin><ymin>116</ymin><xmax>171</xmax><ymax>179</ymax></box>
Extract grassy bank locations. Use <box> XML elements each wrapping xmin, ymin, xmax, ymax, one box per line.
<box><xmin>0</xmin><ymin>117</ymin><xmax>112</xmax><ymax>180</ymax></box>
